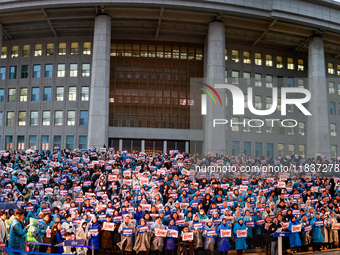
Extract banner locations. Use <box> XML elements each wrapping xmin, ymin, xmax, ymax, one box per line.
<box><xmin>220</xmin><ymin>229</ymin><xmax>231</xmax><ymax>238</ymax></box>
<box><xmin>138</xmin><ymin>225</ymin><xmax>149</xmax><ymax>233</ymax></box>
<box><xmin>167</xmin><ymin>229</ymin><xmax>178</xmax><ymax>238</ymax></box>
<box><xmin>122</xmin><ymin>228</ymin><xmax>134</xmax><ymax>237</ymax></box>
<box><xmin>205</xmin><ymin>229</ymin><xmax>217</xmax><ymax>237</ymax></box>
<box><xmin>291</xmin><ymin>224</ymin><xmax>301</xmax><ymax>233</ymax></box>
<box><xmin>182</xmin><ymin>232</ymin><xmax>194</xmax><ymax>241</ymax></box>
<box><xmin>237</xmin><ymin>230</ymin><xmax>247</xmax><ymax>238</ymax></box>
<box><xmin>154</xmin><ymin>228</ymin><xmax>167</xmax><ymax>237</ymax></box>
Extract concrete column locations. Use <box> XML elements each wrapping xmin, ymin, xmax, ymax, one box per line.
<box><xmin>119</xmin><ymin>139</ymin><xmax>123</xmax><ymax>152</ymax></box>
<box><xmin>306</xmin><ymin>35</ymin><xmax>331</xmax><ymax>158</ymax></box>
<box><xmin>185</xmin><ymin>141</ymin><xmax>189</xmax><ymax>154</ymax></box>
<box><xmin>163</xmin><ymin>140</ymin><xmax>167</xmax><ymax>154</ymax></box>
<box><xmin>87</xmin><ymin>15</ymin><xmax>111</xmax><ymax>149</ymax></box>
<box><xmin>203</xmin><ymin>21</ymin><xmax>227</xmax><ymax>156</ymax></box>
<box><xmin>141</xmin><ymin>140</ymin><xmax>145</xmax><ymax>152</ymax></box>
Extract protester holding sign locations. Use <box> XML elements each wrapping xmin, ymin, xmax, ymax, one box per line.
<box><xmin>118</xmin><ymin>216</ymin><xmax>135</xmax><ymax>255</ymax></box>
<box><xmin>88</xmin><ymin>216</ymin><xmax>100</xmax><ymax>253</ymax></box>
<box><xmin>133</xmin><ymin>219</ymin><xmax>152</xmax><ymax>255</ymax></box>
<box><xmin>328</xmin><ymin>212</ymin><xmax>339</xmax><ymax>248</ymax></box>
<box><xmin>100</xmin><ymin>215</ymin><xmax>115</xmax><ymax>255</ymax></box>
<box><xmin>288</xmin><ymin>216</ymin><xmax>302</xmax><ymax>253</ymax></box>
<box><xmin>217</xmin><ymin>218</ymin><xmax>231</xmax><ymax>255</ymax></box>
<box><xmin>150</xmin><ymin>217</ymin><xmax>166</xmax><ymax>255</ymax></box>
<box><xmin>180</xmin><ymin>226</ymin><xmax>195</xmax><ymax>255</ymax></box>
<box><xmin>76</xmin><ymin>221</ymin><xmax>89</xmax><ymax>255</ymax></box>
<box><xmin>165</xmin><ymin>219</ymin><xmax>179</xmax><ymax>255</ymax></box>
<box><xmin>311</xmin><ymin>213</ymin><xmax>325</xmax><ymax>252</ymax></box>
<box><xmin>233</xmin><ymin>217</ymin><xmax>247</xmax><ymax>255</ymax></box>
<box><xmin>203</xmin><ymin>220</ymin><xmax>216</xmax><ymax>255</ymax></box>
<box><xmin>299</xmin><ymin>214</ymin><xmax>311</xmax><ymax>252</ymax></box>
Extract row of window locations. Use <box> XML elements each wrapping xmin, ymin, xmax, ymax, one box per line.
<box><xmin>225</xmin><ymin>50</ymin><xmax>305</xmax><ymax>71</ymax></box>
<box><xmin>0</xmin><ymin>86</ymin><xmax>89</xmax><ymax>102</ymax></box>
<box><xmin>226</xmin><ymin>49</ymin><xmax>340</xmax><ymax>75</ymax></box>
<box><xmin>232</xmin><ymin>142</ymin><xmax>338</xmax><ymax>159</ymax></box>
<box><xmin>225</xmin><ymin>70</ymin><xmax>305</xmax><ymax>88</ymax></box>
<box><xmin>3</xmin><ymin>135</ymin><xmax>87</xmax><ymax>151</ymax></box>
<box><xmin>1</xmin><ymin>42</ymin><xmax>91</xmax><ymax>58</ymax></box>
<box><xmin>228</xmin><ymin>118</ymin><xmax>305</xmax><ymax>135</ymax></box>
<box><xmin>2</xmin><ymin>110</ymin><xmax>88</xmax><ymax>126</ymax></box>
<box><xmin>0</xmin><ymin>63</ymin><xmax>90</xmax><ymax>80</ymax></box>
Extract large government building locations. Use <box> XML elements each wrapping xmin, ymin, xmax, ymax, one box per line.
<box><xmin>0</xmin><ymin>0</ymin><xmax>339</xmax><ymax>158</ymax></box>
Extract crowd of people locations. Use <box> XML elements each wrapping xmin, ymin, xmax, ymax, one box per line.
<box><xmin>0</xmin><ymin>147</ymin><xmax>340</xmax><ymax>255</ymax></box>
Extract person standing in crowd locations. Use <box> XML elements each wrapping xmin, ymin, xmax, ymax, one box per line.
<box><xmin>288</xmin><ymin>216</ymin><xmax>302</xmax><ymax>253</ymax></box>
<box><xmin>26</xmin><ymin>218</ymin><xmax>43</xmax><ymax>252</ymax></box>
<box><xmin>150</xmin><ymin>216</ymin><xmax>166</xmax><ymax>255</ymax></box>
<box><xmin>76</xmin><ymin>221</ymin><xmax>89</xmax><ymax>255</ymax></box>
<box><xmin>164</xmin><ymin>219</ymin><xmax>178</xmax><ymax>255</ymax></box>
<box><xmin>269</xmin><ymin>217</ymin><xmax>279</xmax><ymax>255</ymax></box>
<box><xmin>38</xmin><ymin>213</ymin><xmax>50</xmax><ymax>252</ymax></box>
<box><xmin>8</xmin><ymin>209</ymin><xmax>29</xmax><ymax>255</ymax></box>
<box><xmin>0</xmin><ymin>211</ymin><xmax>7</xmax><ymax>254</ymax></box>
<box><xmin>100</xmin><ymin>215</ymin><xmax>115</xmax><ymax>255</ymax></box>
<box><xmin>328</xmin><ymin>211</ymin><xmax>339</xmax><ymax>249</ymax></box>
<box><xmin>217</xmin><ymin>218</ymin><xmax>231</xmax><ymax>255</ymax></box>
<box><xmin>311</xmin><ymin>213</ymin><xmax>324</xmax><ymax>252</ymax></box>
<box><xmin>118</xmin><ymin>215</ymin><xmax>135</xmax><ymax>255</ymax></box>
<box><xmin>180</xmin><ymin>226</ymin><xmax>195</xmax><ymax>255</ymax></box>
<box><xmin>50</xmin><ymin>222</ymin><xmax>63</xmax><ymax>254</ymax></box>
<box><xmin>133</xmin><ymin>219</ymin><xmax>151</xmax><ymax>255</ymax></box>
<box><xmin>262</xmin><ymin>216</ymin><xmax>272</xmax><ymax>255</ymax></box>
<box><xmin>88</xmin><ymin>216</ymin><xmax>100</xmax><ymax>254</ymax></box>
<box><xmin>233</xmin><ymin>217</ymin><xmax>247</xmax><ymax>255</ymax></box>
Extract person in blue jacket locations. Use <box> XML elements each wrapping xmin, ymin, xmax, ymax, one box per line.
<box><xmin>311</xmin><ymin>213</ymin><xmax>324</xmax><ymax>252</ymax></box>
<box><xmin>164</xmin><ymin>219</ymin><xmax>178</xmax><ymax>255</ymax></box>
<box><xmin>287</xmin><ymin>216</ymin><xmax>302</xmax><ymax>253</ymax></box>
<box><xmin>217</xmin><ymin>218</ymin><xmax>230</xmax><ymax>255</ymax></box>
<box><xmin>203</xmin><ymin>220</ymin><xmax>216</xmax><ymax>255</ymax></box>
<box><xmin>88</xmin><ymin>216</ymin><xmax>100</xmax><ymax>252</ymax></box>
<box><xmin>8</xmin><ymin>209</ymin><xmax>28</xmax><ymax>255</ymax></box>
<box><xmin>233</xmin><ymin>216</ymin><xmax>247</xmax><ymax>255</ymax></box>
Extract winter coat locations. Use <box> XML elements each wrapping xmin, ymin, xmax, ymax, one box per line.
<box><xmin>150</xmin><ymin>222</ymin><xmax>165</xmax><ymax>251</ymax></box>
<box><xmin>76</xmin><ymin>224</ymin><xmax>89</xmax><ymax>255</ymax></box>
<box><xmin>88</xmin><ymin>221</ymin><xmax>100</xmax><ymax>250</ymax></box>
<box><xmin>133</xmin><ymin>227</ymin><xmax>152</xmax><ymax>253</ymax></box>
<box><xmin>288</xmin><ymin>221</ymin><xmax>302</xmax><ymax>248</ymax></box>
<box><xmin>203</xmin><ymin>224</ymin><xmax>216</xmax><ymax>251</ymax></box>
<box><xmin>217</xmin><ymin>223</ymin><xmax>230</xmax><ymax>252</ymax></box>
<box><xmin>165</xmin><ymin>224</ymin><xmax>178</xmax><ymax>251</ymax></box>
<box><xmin>189</xmin><ymin>220</ymin><xmax>203</xmax><ymax>249</ymax></box>
<box><xmin>117</xmin><ymin>221</ymin><xmax>135</xmax><ymax>252</ymax></box>
<box><xmin>233</xmin><ymin>222</ymin><xmax>247</xmax><ymax>250</ymax></box>
<box><xmin>100</xmin><ymin>223</ymin><xmax>115</xmax><ymax>249</ymax></box>
<box><xmin>311</xmin><ymin>217</ymin><xmax>325</xmax><ymax>243</ymax></box>
<box><xmin>299</xmin><ymin>220</ymin><xmax>311</xmax><ymax>246</ymax></box>
<box><xmin>328</xmin><ymin>217</ymin><xmax>339</xmax><ymax>243</ymax></box>
<box><xmin>8</xmin><ymin>219</ymin><xmax>27</xmax><ymax>255</ymax></box>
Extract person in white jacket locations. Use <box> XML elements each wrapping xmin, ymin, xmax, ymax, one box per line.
<box><xmin>0</xmin><ymin>211</ymin><xmax>7</xmax><ymax>255</ymax></box>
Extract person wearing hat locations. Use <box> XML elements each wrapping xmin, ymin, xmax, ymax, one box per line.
<box><xmin>26</xmin><ymin>218</ymin><xmax>43</xmax><ymax>252</ymax></box>
<box><xmin>233</xmin><ymin>216</ymin><xmax>247</xmax><ymax>255</ymax></box>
